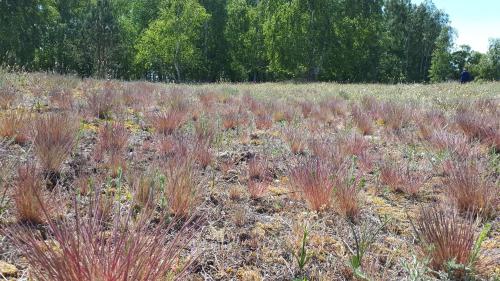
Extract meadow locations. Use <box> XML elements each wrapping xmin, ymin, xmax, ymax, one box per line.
<box><xmin>0</xmin><ymin>71</ymin><xmax>498</xmax><ymax>280</ymax></box>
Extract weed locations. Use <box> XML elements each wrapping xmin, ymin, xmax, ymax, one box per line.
<box><xmin>347</xmin><ymin>216</ymin><xmax>390</xmax><ymax>280</ymax></box>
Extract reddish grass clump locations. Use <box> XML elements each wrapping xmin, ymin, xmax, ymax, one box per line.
<box><xmin>164</xmin><ymin>156</ymin><xmax>199</xmax><ymax>218</ymax></box>
<box><xmin>299</xmin><ymin>100</ymin><xmax>313</xmax><ymax>118</ymax></box>
<box><xmin>49</xmin><ymin>86</ymin><xmax>74</xmax><ymax>110</ymax></box>
<box><xmin>455</xmin><ymin>109</ymin><xmax>499</xmax><ymax>150</ymax></box>
<box><xmin>85</xmin><ymin>84</ymin><xmax>116</xmax><ymax>119</ymax></box>
<box><xmin>442</xmin><ymin>159</ymin><xmax>497</xmax><ymax>219</ymax></box>
<box><xmin>194</xmin><ymin>140</ymin><xmax>213</xmax><ymax>169</ymax></box>
<box><xmin>12</xmin><ymin>165</ymin><xmax>51</xmax><ymax>224</ymax></box>
<box><xmin>379</xmin><ymin>102</ymin><xmax>412</xmax><ymax>132</ymax></box>
<box><xmin>254</xmin><ymin>112</ymin><xmax>273</xmax><ymax>130</ymax></box>
<box><xmin>221</xmin><ymin>108</ymin><xmax>240</xmax><ymax>130</ymax></box>
<box><xmin>0</xmin><ymin>110</ymin><xmax>31</xmax><ymax>144</ymax></box>
<box><xmin>415</xmin><ymin>206</ymin><xmax>476</xmax><ymax>273</ymax></box>
<box><xmin>428</xmin><ymin>130</ymin><xmax>473</xmax><ymax>157</ymax></box>
<box><xmin>379</xmin><ymin>160</ymin><xmax>426</xmax><ymax>196</ymax></box>
<box><xmin>248</xmin><ymin>180</ymin><xmax>268</xmax><ymax>200</ymax></box>
<box><xmin>248</xmin><ymin>156</ymin><xmax>270</xmax><ymax>182</ymax></box>
<box><xmin>290</xmin><ymin>158</ymin><xmax>335</xmax><ymax>211</ymax></box>
<box><xmin>283</xmin><ymin>127</ymin><xmax>307</xmax><ymax>154</ymax></box>
<box><xmin>95</xmin><ymin>122</ymin><xmax>129</xmax><ymax>176</ymax></box>
<box><xmin>417</xmin><ymin>109</ymin><xmax>447</xmax><ymax>140</ymax></box>
<box><xmin>149</xmin><ymin>109</ymin><xmax>187</xmax><ymax>135</ymax></box>
<box><xmin>3</xmin><ymin>194</ymin><xmax>197</xmax><ymax>281</ymax></box>
<box><xmin>351</xmin><ymin>103</ymin><xmax>374</xmax><ymax>135</ymax></box>
<box><xmin>33</xmin><ymin>113</ymin><xmax>77</xmax><ymax>175</ymax></box>
<box><xmin>334</xmin><ymin>167</ymin><xmax>362</xmax><ymax>220</ymax></box>
<box><xmin>339</xmin><ymin>131</ymin><xmax>370</xmax><ymax>157</ymax></box>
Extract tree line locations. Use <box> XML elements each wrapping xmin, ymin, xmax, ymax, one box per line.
<box><xmin>1</xmin><ymin>0</ymin><xmax>498</xmax><ymax>83</ymax></box>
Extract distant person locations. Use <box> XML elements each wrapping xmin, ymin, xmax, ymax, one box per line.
<box><xmin>460</xmin><ymin>69</ymin><xmax>471</xmax><ymax>84</ymax></box>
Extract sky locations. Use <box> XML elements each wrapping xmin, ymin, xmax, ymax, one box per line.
<box><xmin>413</xmin><ymin>0</ymin><xmax>500</xmax><ymax>53</ymax></box>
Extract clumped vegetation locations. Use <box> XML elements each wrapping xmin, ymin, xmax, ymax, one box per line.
<box><xmin>0</xmin><ymin>73</ymin><xmax>498</xmax><ymax>280</ymax></box>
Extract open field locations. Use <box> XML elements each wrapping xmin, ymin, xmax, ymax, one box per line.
<box><xmin>0</xmin><ymin>72</ymin><xmax>499</xmax><ymax>280</ymax></box>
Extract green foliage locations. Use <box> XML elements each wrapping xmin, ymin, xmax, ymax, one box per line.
<box><xmin>429</xmin><ymin>27</ymin><xmax>454</xmax><ymax>82</ymax></box>
<box><xmin>348</xmin><ymin>216</ymin><xmax>390</xmax><ymax>280</ymax></box>
<box><xmin>1</xmin><ymin>0</ymin><xmax>497</xmax><ymax>82</ymax></box>
<box><xmin>293</xmin><ymin>225</ymin><xmax>311</xmax><ymax>272</ymax></box>
<box><xmin>135</xmin><ymin>0</ymin><xmax>210</xmax><ymax>81</ymax></box>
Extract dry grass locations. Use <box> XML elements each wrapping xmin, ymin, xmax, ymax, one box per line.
<box><xmin>33</xmin><ymin>113</ymin><xmax>77</xmax><ymax>175</ymax></box>
<box><xmin>163</xmin><ymin>156</ymin><xmax>199</xmax><ymax>218</ymax></box>
<box><xmin>1</xmin><ymin>72</ymin><xmax>499</xmax><ymax>280</ymax></box>
<box><xmin>415</xmin><ymin>206</ymin><xmax>476</xmax><ymax>273</ymax></box>
<box><xmin>3</xmin><ymin>193</ymin><xmax>197</xmax><ymax>281</ymax></box>
<box><xmin>442</xmin><ymin>159</ymin><xmax>498</xmax><ymax>219</ymax></box>
<box><xmin>290</xmin><ymin>158</ymin><xmax>335</xmax><ymax>211</ymax></box>
<box><xmin>12</xmin><ymin>165</ymin><xmax>51</xmax><ymax>224</ymax></box>
<box><xmin>149</xmin><ymin>109</ymin><xmax>187</xmax><ymax>135</ymax></box>
<box><xmin>0</xmin><ymin>110</ymin><xmax>31</xmax><ymax>144</ymax></box>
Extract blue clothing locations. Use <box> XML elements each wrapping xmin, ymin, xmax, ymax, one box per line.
<box><xmin>460</xmin><ymin>71</ymin><xmax>471</xmax><ymax>83</ymax></box>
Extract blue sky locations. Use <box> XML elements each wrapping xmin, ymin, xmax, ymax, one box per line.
<box><xmin>413</xmin><ymin>0</ymin><xmax>500</xmax><ymax>53</ymax></box>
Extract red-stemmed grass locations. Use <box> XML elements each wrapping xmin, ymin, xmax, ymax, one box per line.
<box><xmin>199</xmin><ymin>90</ymin><xmax>218</xmax><ymax>110</ymax></box>
<box><xmin>247</xmin><ymin>156</ymin><xmax>271</xmax><ymax>199</ymax></box>
<box><xmin>283</xmin><ymin>127</ymin><xmax>307</xmax><ymax>155</ymax></box>
<box><xmin>427</xmin><ymin>130</ymin><xmax>472</xmax><ymax>156</ymax></box>
<box><xmin>299</xmin><ymin>100</ymin><xmax>313</xmax><ymax>118</ymax></box>
<box><xmin>130</xmin><ymin>171</ymin><xmax>157</xmax><ymax>211</ymax></box>
<box><xmin>32</xmin><ymin>113</ymin><xmax>78</xmax><ymax>181</ymax></box>
<box><xmin>325</xmin><ymin>96</ymin><xmax>348</xmax><ymax>117</ymax></box>
<box><xmin>121</xmin><ymin>82</ymin><xmax>155</xmax><ymax>112</ymax></box>
<box><xmin>271</xmin><ymin>102</ymin><xmax>288</xmax><ymax>123</ymax></box>
<box><xmin>351</xmin><ymin>103</ymin><xmax>374</xmax><ymax>135</ymax></box>
<box><xmin>254</xmin><ymin>112</ymin><xmax>273</xmax><ymax>130</ymax></box>
<box><xmin>455</xmin><ymin>109</ymin><xmax>498</xmax><ymax>150</ymax></box>
<box><xmin>415</xmin><ymin>205</ymin><xmax>477</xmax><ymax>274</ymax></box>
<box><xmin>194</xmin><ymin>117</ymin><xmax>215</xmax><ymax>144</ymax></box>
<box><xmin>442</xmin><ymin>159</ymin><xmax>497</xmax><ymax>219</ymax></box>
<box><xmin>85</xmin><ymin>83</ymin><xmax>116</xmax><ymax>119</ymax></box>
<box><xmin>12</xmin><ymin>164</ymin><xmax>52</xmax><ymax>224</ymax></box>
<box><xmin>361</xmin><ymin>96</ymin><xmax>383</xmax><ymax>120</ymax></box>
<box><xmin>2</xmin><ymin>192</ymin><xmax>198</xmax><ymax>281</ymax></box>
<box><xmin>379</xmin><ymin>159</ymin><xmax>426</xmax><ymax>197</ymax></box>
<box><xmin>248</xmin><ymin>156</ymin><xmax>270</xmax><ymax>182</ymax></box>
<box><xmin>149</xmin><ymin>109</ymin><xmax>187</xmax><ymax>136</ymax></box>
<box><xmin>95</xmin><ymin>121</ymin><xmax>129</xmax><ymax>157</ymax></box>
<box><xmin>247</xmin><ymin>180</ymin><xmax>268</xmax><ymax>200</ymax></box>
<box><xmin>339</xmin><ymin>131</ymin><xmax>370</xmax><ymax>157</ymax></box>
<box><xmin>334</xmin><ymin>164</ymin><xmax>362</xmax><ymax>221</ymax></box>
<box><xmin>308</xmin><ymin>138</ymin><xmax>346</xmax><ymax>168</ymax></box>
<box><xmin>221</xmin><ymin>108</ymin><xmax>240</xmax><ymax>130</ymax></box>
<box><xmin>163</xmin><ymin>156</ymin><xmax>200</xmax><ymax>219</ymax></box>
<box><xmin>290</xmin><ymin>158</ymin><xmax>335</xmax><ymax>212</ymax></box>
<box><xmin>0</xmin><ymin>110</ymin><xmax>31</xmax><ymax>144</ymax></box>
<box><xmin>158</xmin><ymin>135</ymin><xmax>181</xmax><ymax>158</ymax></box>
<box><xmin>194</xmin><ymin>140</ymin><xmax>213</xmax><ymax>169</ymax></box>
<box><xmin>49</xmin><ymin>86</ymin><xmax>74</xmax><ymax>111</ymax></box>
<box><xmin>95</xmin><ymin>122</ymin><xmax>129</xmax><ymax>177</ymax></box>
<box><xmin>417</xmin><ymin>109</ymin><xmax>447</xmax><ymax>140</ymax></box>
<box><xmin>379</xmin><ymin>102</ymin><xmax>412</xmax><ymax>132</ymax></box>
